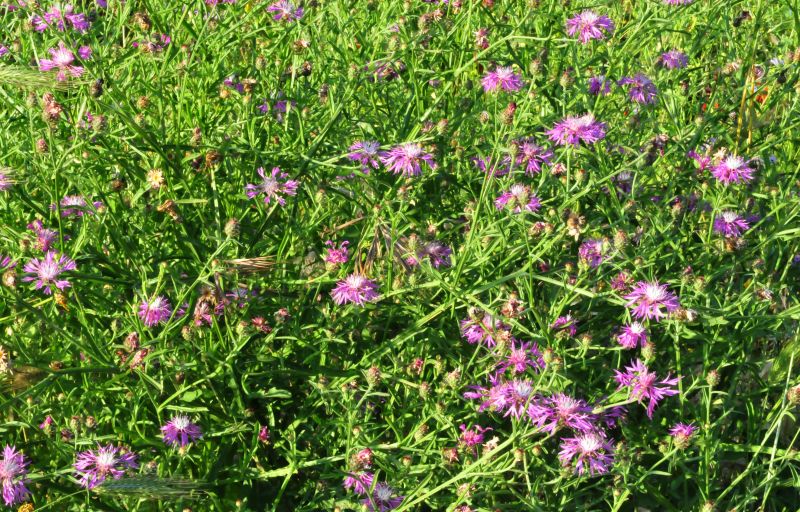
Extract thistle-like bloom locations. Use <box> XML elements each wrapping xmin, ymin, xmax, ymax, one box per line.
<box><xmin>324</xmin><ymin>240</ymin><xmax>350</xmax><ymax>266</ymax></box>
<box><xmin>74</xmin><ymin>444</ymin><xmax>138</xmax><ymax>489</ymax></box>
<box><xmin>343</xmin><ymin>471</ymin><xmax>374</xmax><ymax>495</ymax></box>
<box><xmin>331</xmin><ymin>274</ymin><xmax>380</xmax><ymax>306</ymax></box>
<box><xmin>417</xmin><ymin>241</ymin><xmax>452</xmax><ymax>269</ymax></box>
<box><xmin>614</xmin><ymin>359</ymin><xmax>680</xmax><ymax>418</ymax></box>
<box><xmin>0</xmin><ymin>256</ymin><xmax>14</xmax><ymax>272</ymax></box>
<box><xmin>495</xmin><ymin>184</ymin><xmax>541</xmax><ymax>214</ymax></box>
<box><xmin>362</xmin><ymin>482</ymin><xmax>403</xmax><ymax>511</ymax></box>
<box><xmin>547</xmin><ymin>113</ymin><xmax>606</xmax><ymax>147</ymax></box>
<box><xmin>22</xmin><ymin>251</ymin><xmax>76</xmax><ymax>295</ymax></box>
<box><xmin>551</xmin><ymin>314</ymin><xmax>577</xmax><ymax>337</ymax></box>
<box><xmin>496</xmin><ymin>339</ymin><xmax>545</xmax><ymax>376</ymax></box>
<box><xmin>713</xmin><ymin>211</ymin><xmax>750</xmax><ymax>238</ymax></box>
<box><xmin>38</xmin><ymin>43</ymin><xmax>85</xmax><ymax>81</ymax></box>
<box><xmin>503</xmin><ymin>379</ymin><xmax>536</xmax><ymax>419</ymax></box>
<box><xmin>459</xmin><ymin>424</ymin><xmax>491</xmax><ymax>448</ymax></box>
<box><xmin>528</xmin><ymin>393</ymin><xmax>596</xmax><ymax>434</ymax></box>
<box><xmin>27</xmin><ymin>221</ymin><xmax>59</xmax><ymax>252</ymax></box>
<box><xmin>617</xmin><ymin>74</ymin><xmax>658</xmax><ymax>104</ymax></box>
<box><xmin>623</xmin><ymin>281</ymin><xmax>680</xmax><ymax>321</ymax></box>
<box><xmin>558</xmin><ymin>432</ymin><xmax>614</xmax><ymax>475</ymax></box>
<box><xmin>481</xmin><ymin>67</ymin><xmax>523</xmax><ymax>93</ymax></box>
<box><xmin>245</xmin><ymin>167</ymin><xmax>299</xmax><ymax>206</ymax></box>
<box><xmin>267</xmin><ymin>0</ymin><xmax>304</xmax><ymax>21</ymax></box>
<box><xmin>711</xmin><ymin>155</ymin><xmax>755</xmax><ymax>185</ymax></box>
<box><xmin>52</xmin><ymin>195</ymin><xmax>102</xmax><ymax>218</ymax></box>
<box><xmin>379</xmin><ymin>143</ymin><xmax>436</xmax><ymax>177</ymax></box>
<box><xmin>566</xmin><ymin>11</ymin><xmax>615</xmax><ymax>44</ymax></box>
<box><xmin>588</xmin><ymin>75</ymin><xmax>611</xmax><ymax>96</ymax></box>
<box><xmin>0</xmin><ymin>445</ymin><xmax>30</xmax><ymax>506</ymax></box>
<box><xmin>348</xmin><ymin>141</ymin><xmax>381</xmax><ymax>173</ymax></box>
<box><xmin>161</xmin><ymin>415</ymin><xmax>203</xmax><ymax>447</ymax></box>
<box><xmin>669</xmin><ymin>422</ymin><xmax>698</xmax><ymax>449</ymax></box>
<box><xmin>659</xmin><ymin>50</ymin><xmax>688</xmax><ymax>70</ymax></box>
<box><xmin>138</xmin><ymin>296</ymin><xmax>172</xmax><ymax>327</ymax></box>
<box><xmin>31</xmin><ymin>4</ymin><xmax>90</xmax><ymax>33</ymax></box>
<box><xmin>472</xmin><ymin>156</ymin><xmax>510</xmax><ymax>177</ymax></box>
<box><xmin>460</xmin><ymin>312</ymin><xmax>510</xmax><ymax>348</ymax></box>
<box><xmin>512</xmin><ymin>139</ymin><xmax>553</xmax><ymax>175</ymax></box>
<box><xmin>0</xmin><ymin>172</ymin><xmax>12</xmax><ymax>191</ymax></box>
<box><xmin>615</xmin><ymin>322</ymin><xmax>648</xmax><ymax>349</ymax></box>
<box><xmin>578</xmin><ymin>238</ymin><xmax>610</xmax><ymax>267</ymax></box>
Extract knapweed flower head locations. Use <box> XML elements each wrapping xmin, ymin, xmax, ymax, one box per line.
<box><xmin>268</xmin><ymin>0</ymin><xmax>304</xmax><ymax>22</ymax></box>
<box><xmin>138</xmin><ymin>296</ymin><xmax>172</xmax><ymax>327</ymax></box>
<box><xmin>362</xmin><ymin>481</ymin><xmax>403</xmax><ymax>511</ymax></box>
<box><xmin>659</xmin><ymin>50</ymin><xmax>688</xmax><ymax>69</ymax></box>
<box><xmin>27</xmin><ymin>220</ymin><xmax>59</xmax><ymax>252</ymax></box>
<box><xmin>481</xmin><ymin>67</ymin><xmax>523</xmax><ymax>93</ymax></box>
<box><xmin>588</xmin><ymin>75</ymin><xmax>611</xmax><ymax>96</ymax></box>
<box><xmin>74</xmin><ymin>444</ymin><xmax>138</xmax><ymax>489</ymax></box>
<box><xmin>161</xmin><ymin>414</ymin><xmax>203</xmax><ymax>447</ymax></box>
<box><xmin>614</xmin><ymin>359</ymin><xmax>680</xmax><ymax>418</ymax></box>
<box><xmin>380</xmin><ymin>143</ymin><xmax>436</xmax><ymax>177</ymax></box>
<box><xmin>558</xmin><ymin>432</ymin><xmax>614</xmax><ymax>476</ymax></box>
<box><xmin>331</xmin><ymin>274</ymin><xmax>380</xmax><ymax>306</ymax></box>
<box><xmin>52</xmin><ymin>195</ymin><xmax>103</xmax><ymax>218</ymax></box>
<box><xmin>460</xmin><ymin>311</ymin><xmax>510</xmax><ymax>348</ymax></box>
<box><xmin>617</xmin><ymin>74</ymin><xmax>658</xmax><ymax>104</ymax></box>
<box><xmin>31</xmin><ymin>4</ymin><xmax>90</xmax><ymax>33</ymax></box>
<box><xmin>669</xmin><ymin>422</ymin><xmax>698</xmax><ymax>449</ymax></box>
<box><xmin>615</xmin><ymin>322</ymin><xmax>648</xmax><ymax>349</ymax></box>
<box><xmin>324</xmin><ymin>240</ymin><xmax>350</xmax><ymax>266</ymax></box>
<box><xmin>459</xmin><ymin>424</ymin><xmax>491</xmax><ymax>448</ymax></box>
<box><xmin>348</xmin><ymin>141</ymin><xmax>381</xmax><ymax>173</ymax></box>
<box><xmin>713</xmin><ymin>211</ymin><xmax>750</xmax><ymax>238</ymax></box>
<box><xmin>551</xmin><ymin>314</ymin><xmax>577</xmax><ymax>337</ymax></box>
<box><xmin>623</xmin><ymin>281</ymin><xmax>680</xmax><ymax>321</ymax></box>
<box><xmin>472</xmin><ymin>155</ymin><xmax>510</xmax><ymax>177</ymax></box>
<box><xmin>0</xmin><ymin>255</ymin><xmax>14</xmax><ymax>272</ymax></box>
<box><xmin>566</xmin><ymin>11</ymin><xmax>615</xmax><ymax>44</ymax></box>
<box><xmin>245</xmin><ymin>167</ymin><xmax>299</xmax><ymax>206</ymax></box>
<box><xmin>22</xmin><ymin>251</ymin><xmax>77</xmax><ymax>295</ymax></box>
<box><xmin>512</xmin><ymin>139</ymin><xmax>553</xmax><ymax>175</ymax></box>
<box><xmin>547</xmin><ymin>113</ymin><xmax>606</xmax><ymax>147</ymax></box>
<box><xmin>502</xmin><ymin>379</ymin><xmax>536</xmax><ymax>419</ymax></box>
<box><xmin>711</xmin><ymin>155</ymin><xmax>755</xmax><ymax>185</ymax></box>
<box><xmin>495</xmin><ymin>184</ymin><xmax>541</xmax><ymax>214</ymax></box>
<box><xmin>0</xmin><ymin>445</ymin><xmax>30</xmax><ymax>506</ymax></box>
<box><xmin>38</xmin><ymin>43</ymin><xmax>86</xmax><ymax>81</ymax></box>
<box><xmin>343</xmin><ymin>471</ymin><xmax>374</xmax><ymax>495</ymax></box>
<box><xmin>415</xmin><ymin>241</ymin><xmax>453</xmax><ymax>269</ymax></box>
<box><xmin>496</xmin><ymin>339</ymin><xmax>545</xmax><ymax>376</ymax></box>
<box><xmin>0</xmin><ymin>171</ymin><xmax>12</xmax><ymax>191</ymax></box>
<box><xmin>578</xmin><ymin>238</ymin><xmax>610</xmax><ymax>267</ymax></box>
<box><xmin>528</xmin><ymin>393</ymin><xmax>597</xmax><ymax>434</ymax></box>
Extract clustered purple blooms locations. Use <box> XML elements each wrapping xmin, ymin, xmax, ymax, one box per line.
<box><xmin>710</xmin><ymin>155</ymin><xmax>755</xmax><ymax>185</ymax></box>
<box><xmin>617</xmin><ymin>74</ymin><xmax>658</xmax><ymax>104</ymax></box>
<box><xmin>138</xmin><ymin>296</ymin><xmax>172</xmax><ymax>327</ymax></box>
<box><xmin>713</xmin><ymin>211</ymin><xmax>750</xmax><ymax>238</ymax></box>
<box><xmin>558</xmin><ymin>432</ymin><xmax>615</xmax><ymax>476</ymax></box>
<box><xmin>566</xmin><ymin>11</ymin><xmax>615</xmax><ymax>44</ymax></box>
<box><xmin>22</xmin><ymin>251</ymin><xmax>77</xmax><ymax>295</ymax></box>
<box><xmin>459</xmin><ymin>424</ymin><xmax>491</xmax><ymax>448</ymax></box>
<box><xmin>38</xmin><ymin>42</ymin><xmax>88</xmax><ymax>81</ymax></box>
<box><xmin>348</xmin><ymin>141</ymin><xmax>381</xmax><ymax>173</ymax></box>
<box><xmin>659</xmin><ymin>50</ymin><xmax>688</xmax><ymax>69</ymax></box>
<box><xmin>0</xmin><ymin>445</ymin><xmax>30</xmax><ymax>506</ymax></box>
<box><xmin>27</xmin><ymin>220</ymin><xmax>59</xmax><ymax>252</ymax></box>
<box><xmin>245</xmin><ymin>167</ymin><xmax>299</xmax><ymax>206</ymax></box>
<box><xmin>267</xmin><ymin>0</ymin><xmax>304</xmax><ymax>22</ymax></box>
<box><xmin>614</xmin><ymin>359</ymin><xmax>680</xmax><ymax>418</ymax></box>
<box><xmin>495</xmin><ymin>339</ymin><xmax>545</xmax><ymax>377</ymax></box>
<box><xmin>74</xmin><ymin>444</ymin><xmax>138</xmax><ymax>489</ymax></box>
<box><xmin>324</xmin><ymin>240</ymin><xmax>350</xmax><ymax>266</ymax></box>
<box><xmin>379</xmin><ymin>143</ymin><xmax>436</xmax><ymax>177</ymax></box>
<box><xmin>460</xmin><ymin>311</ymin><xmax>510</xmax><ymax>348</ymax></box>
<box><xmin>588</xmin><ymin>75</ymin><xmax>611</xmax><ymax>96</ymax></box>
<box><xmin>616</xmin><ymin>322</ymin><xmax>648</xmax><ymax>349</ymax></box>
<box><xmin>528</xmin><ymin>393</ymin><xmax>596</xmax><ymax>434</ymax></box>
<box><xmin>31</xmin><ymin>4</ymin><xmax>90</xmax><ymax>33</ymax></box>
<box><xmin>578</xmin><ymin>238</ymin><xmax>610</xmax><ymax>267</ymax></box>
<box><xmin>481</xmin><ymin>67</ymin><xmax>524</xmax><ymax>93</ymax></box>
<box><xmin>161</xmin><ymin>415</ymin><xmax>203</xmax><ymax>447</ymax></box>
<box><xmin>623</xmin><ymin>281</ymin><xmax>680</xmax><ymax>322</ymax></box>
<box><xmin>547</xmin><ymin>113</ymin><xmax>606</xmax><ymax>147</ymax></box>
<box><xmin>512</xmin><ymin>139</ymin><xmax>553</xmax><ymax>175</ymax></box>
<box><xmin>494</xmin><ymin>184</ymin><xmax>541</xmax><ymax>214</ymax></box>
<box><xmin>331</xmin><ymin>274</ymin><xmax>380</xmax><ymax>306</ymax></box>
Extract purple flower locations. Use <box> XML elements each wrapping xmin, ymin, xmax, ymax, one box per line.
<box><xmin>459</xmin><ymin>424</ymin><xmax>491</xmax><ymax>448</ymax></box>
<box><xmin>343</xmin><ymin>471</ymin><xmax>374</xmax><ymax>495</ymax></box>
<box><xmin>138</xmin><ymin>296</ymin><xmax>172</xmax><ymax>327</ymax></box>
<box><xmin>74</xmin><ymin>444</ymin><xmax>138</xmax><ymax>489</ymax></box>
<box><xmin>0</xmin><ymin>46</ymin><xmax>8</xmax><ymax>59</ymax></box>
<box><xmin>38</xmin><ymin>43</ymin><xmax>85</xmax><ymax>81</ymax></box>
<box><xmin>614</xmin><ymin>359</ymin><xmax>680</xmax><ymax>418</ymax></box>
<box><xmin>659</xmin><ymin>50</ymin><xmax>688</xmax><ymax>70</ymax></box>
<box><xmin>39</xmin><ymin>416</ymin><xmax>54</xmax><ymax>431</ymax></box>
<box><xmin>331</xmin><ymin>274</ymin><xmax>380</xmax><ymax>306</ymax></box>
<box><xmin>161</xmin><ymin>415</ymin><xmax>203</xmax><ymax>447</ymax></box>
<box><xmin>495</xmin><ymin>184</ymin><xmax>541</xmax><ymax>214</ymax></box>
<box><xmin>0</xmin><ymin>445</ymin><xmax>30</xmax><ymax>506</ymax></box>
<box><xmin>615</xmin><ymin>322</ymin><xmax>648</xmax><ymax>349</ymax></box>
<box><xmin>267</xmin><ymin>0</ymin><xmax>303</xmax><ymax>22</ymax></box>
<box><xmin>472</xmin><ymin>156</ymin><xmax>510</xmax><ymax>177</ymax></box>
<box><xmin>0</xmin><ymin>255</ymin><xmax>14</xmax><ymax>272</ymax></box>
<box><xmin>481</xmin><ymin>67</ymin><xmax>523</xmax><ymax>93</ymax></box>
<box><xmin>362</xmin><ymin>482</ymin><xmax>403</xmax><ymax>511</ymax></box>
<box><xmin>27</xmin><ymin>221</ymin><xmax>59</xmax><ymax>252</ymax></box>
<box><xmin>22</xmin><ymin>251</ymin><xmax>77</xmax><ymax>295</ymax></box>
<box><xmin>623</xmin><ymin>281</ymin><xmax>680</xmax><ymax>322</ymax></box>
<box><xmin>0</xmin><ymin>172</ymin><xmax>12</xmax><ymax>191</ymax></box>
<box><xmin>558</xmin><ymin>432</ymin><xmax>614</xmax><ymax>475</ymax></box>
<box><xmin>588</xmin><ymin>75</ymin><xmax>611</xmax><ymax>96</ymax></box>
<box><xmin>566</xmin><ymin>11</ymin><xmax>615</xmax><ymax>44</ymax></box>
<box><xmin>31</xmin><ymin>4</ymin><xmax>90</xmax><ymax>33</ymax></box>
<box><xmin>512</xmin><ymin>139</ymin><xmax>553</xmax><ymax>175</ymax></box>
<box><xmin>503</xmin><ymin>379</ymin><xmax>536</xmax><ymax>419</ymax></box>
<box><xmin>417</xmin><ymin>241</ymin><xmax>452</xmax><ymax>268</ymax></box>
<box><xmin>496</xmin><ymin>339</ymin><xmax>545</xmax><ymax>376</ymax></box>
<box><xmin>77</xmin><ymin>45</ymin><xmax>92</xmax><ymax>60</ymax></box>
<box><xmin>379</xmin><ymin>143</ymin><xmax>436</xmax><ymax>177</ymax></box>
<box><xmin>669</xmin><ymin>422</ymin><xmax>697</xmax><ymax>438</ymax></box>
<box><xmin>578</xmin><ymin>238</ymin><xmax>609</xmax><ymax>267</ymax></box>
<box><xmin>713</xmin><ymin>211</ymin><xmax>750</xmax><ymax>238</ymax></box>
<box><xmin>245</xmin><ymin>167</ymin><xmax>299</xmax><ymax>206</ymax></box>
<box><xmin>617</xmin><ymin>74</ymin><xmax>658</xmax><ymax>104</ymax></box>
<box><xmin>688</xmin><ymin>149</ymin><xmax>712</xmax><ymax>171</ymax></box>
<box><xmin>711</xmin><ymin>155</ymin><xmax>755</xmax><ymax>185</ymax></box>
<box><xmin>528</xmin><ymin>393</ymin><xmax>596</xmax><ymax>434</ymax></box>
<box><xmin>460</xmin><ymin>312</ymin><xmax>509</xmax><ymax>348</ymax></box>
<box><xmin>547</xmin><ymin>113</ymin><xmax>606</xmax><ymax>147</ymax></box>
<box><xmin>550</xmin><ymin>314</ymin><xmax>577</xmax><ymax>337</ymax></box>
<box><xmin>52</xmin><ymin>195</ymin><xmax>102</xmax><ymax>218</ymax></box>
<box><xmin>324</xmin><ymin>240</ymin><xmax>350</xmax><ymax>266</ymax></box>
<box><xmin>348</xmin><ymin>141</ymin><xmax>381</xmax><ymax>173</ymax></box>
